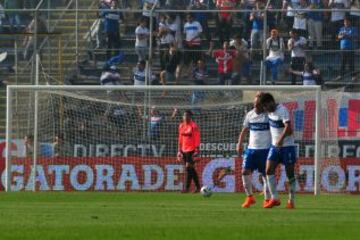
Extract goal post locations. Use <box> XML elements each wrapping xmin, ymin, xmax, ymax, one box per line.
<box><xmin>6</xmin><ymin>85</ymin><xmax>323</xmax><ymax>194</ymax></box>
<box><xmin>314</xmin><ymin>88</ymin><xmax>321</xmax><ymax>196</ymax></box>
<box><xmin>5</xmin><ymin>85</ymin><xmax>13</xmax><ymax>192</ymax></box>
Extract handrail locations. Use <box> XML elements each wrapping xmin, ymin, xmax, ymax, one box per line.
<box><xmin>82</xmin><ymin>3</ymin><xmax>101</xmax><ymax>63</ymax></box>
<box><xmin>60</xmin><ymin>0</ymin><xmax>99</xmax><ymax>74</ymax></box>
<box><xmin>61</xmin><ymin>0</ymin><xmax>99</xmax><ymax>47</ymax></box>
<box><xmin>35</xmin><ymin>0</ymin><xmax>45</xmax><ymax>10</ymax></box>
<box><xmin>37</xmin><ymin>0</ymin><xmax>76</xmax><ymax>51</ymax></box>
<box><xmin>265</xmin><ymin>0</ymin><xmax>271</xmax><ymax>9</ymax></box>
<box><xmin>48</xmin><ymin>0</ymin><xmax>76</xmax><ymax>33</ymax></box>
<box><xmin>62</xmin><ymin>0</ymin><xmax>99</xmax><ymax>46</ymax></box>
<box><xmin>18</xmin><ymin>0</ymin><xmax>76</xmax><ymax>77</ymax></box>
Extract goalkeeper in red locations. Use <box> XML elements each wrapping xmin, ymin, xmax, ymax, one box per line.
<box><xmin>260</xmin><ymin>93</ymin><xmax>297</xmax><ymax>209</ymax></box>
<box><xmin>177</xmin><ymin>110</ymin><xmax>201</xmax><ymax>193</ymax></box>
<box><xmin>237</xmin><ymin>92</ymin><xmax>271</xmax><ymax>208</ymax></box>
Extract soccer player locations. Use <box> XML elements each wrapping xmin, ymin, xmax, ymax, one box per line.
<box><xmin>177</xmin><ymin>110</ymin><xmax>201</xmax><ymax>193</ymax></box>
<box><xmin>237</xmin><ymin>92</ymin><xmax>271</xmax><ymax>208</ymax></box>
<box><xmin>259</xmin><ymin>93</ymin><xmax>297</xmax><ymax>209</ymax></box>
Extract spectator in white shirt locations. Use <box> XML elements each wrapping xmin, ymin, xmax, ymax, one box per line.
<box><xmin>135</xmin><ymin>17</ymin><xmax>150</xmax><ymax>61</ymax></box>
<box><xmin>189</xmin><ymin>0</ymin><xmax>211</xmax><ymax>42</ymax></box>
<box><xmin>288</xmin><ymin>29</ymin><xmax>307</xmax><ymax>84</ymax></box>
<box><xmin>183</xmin><ymin>13</ymin><xmax>203</xmax><ymax>66</ymax></box>
<box><xmin>265</xmin><ymin>29</ymin><xmax>285</xmax><ymax>84</ymax></box>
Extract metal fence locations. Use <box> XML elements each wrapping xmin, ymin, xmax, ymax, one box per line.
<box><xmin>0</xmin><ymin>4</ymin><xmax>359</xmax><ymax>88</ymax></box>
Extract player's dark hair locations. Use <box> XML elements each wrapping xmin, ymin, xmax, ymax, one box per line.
<box><xmin>259</xmin><ymin>93</ymin><xmax>275</xmax><ymax>105</ymax></box>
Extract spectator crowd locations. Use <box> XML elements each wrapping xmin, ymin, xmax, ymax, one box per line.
<box><xmin>0</xmin><ymin>0</ymin><xmax>358</xmax><ymax>85</ymax></box>
<box><xmin>96</xmin><ymin>0</ymin><xmax>359</xmax><ymax>86</ymax></box>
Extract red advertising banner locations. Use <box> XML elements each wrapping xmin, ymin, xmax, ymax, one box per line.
<box><xmin>1</xmin><ymin>157</ymin><xmax>360</xmax><ymax>193</ymax></box>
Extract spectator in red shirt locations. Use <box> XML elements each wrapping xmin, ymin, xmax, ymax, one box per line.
<box><xmin>177</xmin><ymin>110</ymin><xmax>201</xmax><ymax>193</ymax></box>
<box><xmin>209</xmin><ymin>41</ymin><xmax>237</xmax><ymax>84</ymax></box>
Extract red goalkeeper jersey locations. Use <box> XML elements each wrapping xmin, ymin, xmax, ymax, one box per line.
<box><xmin>178</xmin><ymin>121</ymin><xmax>201</xmax><ymax>153</ymax></box>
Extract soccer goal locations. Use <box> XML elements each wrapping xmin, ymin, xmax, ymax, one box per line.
<box><xmin>5</xmin><ymin>85</ymin><xmax>333</xmax><ymax>194</ymax></box>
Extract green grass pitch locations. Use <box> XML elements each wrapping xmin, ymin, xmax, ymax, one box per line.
<box><xmin>0</xmin><ymin>192</ymin><xmax>359</xmax><ymax>240</ymax></box>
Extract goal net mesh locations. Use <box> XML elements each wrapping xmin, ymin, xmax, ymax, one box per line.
<box><xmin>6</xmin><ymin>87</ymin><xmax>355</xmax><ymax>193</ymax></box>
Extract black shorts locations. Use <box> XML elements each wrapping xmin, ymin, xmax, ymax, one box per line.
<box><xmin>182</xmin><ymin>151</ymin><xmax>195</xmax><ymax>164</ymax></box>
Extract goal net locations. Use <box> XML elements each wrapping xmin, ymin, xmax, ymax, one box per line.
<box><xmin>5</xmin><ymin>85</ymin><xmax>355</xmax><ymax>194</ymax></box>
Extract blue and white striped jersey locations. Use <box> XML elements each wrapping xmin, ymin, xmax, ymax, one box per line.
<box><xmin>268</xmin><ymin>104</ymin><xmax>295</xmax><ymax>147</ymax></box>
<box><xmin>243</xmin><ymin>109</ymin><xmax>271</xmax><ymax>149</ymax></box>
